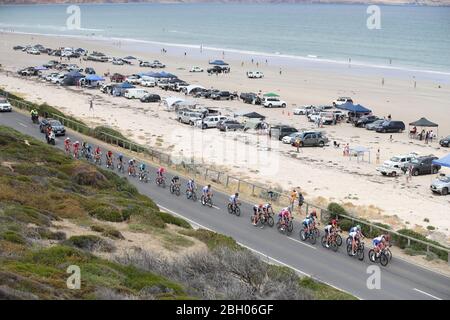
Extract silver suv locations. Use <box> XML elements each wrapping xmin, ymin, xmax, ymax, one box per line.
<box><xmin>430</xmin><ymin>175</ymin><xmax>450</xmax><ymax>195</ymax></box>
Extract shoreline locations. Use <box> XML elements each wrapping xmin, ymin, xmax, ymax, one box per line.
<box><xmin>3</xmin><ymin>30</ymin><xmax>450</xmax><ymax>83</ymax></box>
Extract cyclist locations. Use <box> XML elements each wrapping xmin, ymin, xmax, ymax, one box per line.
<box><xmin>278</xmin><ymin>207</ymin><xmax>291</xmax><ymax>231</ymax></box>
<box><xmin>302</xmin><ymin>211</ymin><xmax>316</xmax><ymax>235</ymax></box>
<box><xmin>85</xmin><ymin>143</ymin><xmax>93</xmax><ymax>160</ymax></box>
<box><xmin>349</xmin><ymin>225</ymin><xmax>364</xmax><ymax>256</ymax></box>
<box><xmin>324</xmin><ymin>219</ymin><xmax>338</xmax><ymax>248</ymax></box>
<box><xmin>128</xmin><ymin>158</ymin><xmax>136</xmax><ymax>176</ymax></box>
<box><xmin>138</xmin><ymin>162</ymin><xmax>147</xmax><ymax>180</ymax></box>
<box><xmin>187</xmin><ymin>179</ymin><xmax>196</xmax><ymax>194</ymax></box>
<box><xmin>117</xmin><ymin>153</ymin><xmax>124</xmax><ymax>169</ymax></box>
<box><xmin>202</xmin><ymin>184</ymin><xmax>212</xmax><ymax>201</ymax></box>
<box><xmin>252</xmin><ymin>204</ymin><xmax>263</xmax><ymax>226</ymax></box>
<box><xmin>229</xmin><ymin>192</ymin><xmax>239</xmax><ymax>211</ymax></box>
<box><xmin>94</xmin><ymin>146</ymin><xmax>102</xmax><ymax>163</ymax></box>
<box><xmin>171</xmin><ymin>175</ymin><xmax>180</xmax><ymax>187</ymax></box>
<box><xmin>105</xmin><ymin>150</ymin><xmax>113</xmax><ymax>168</ymax></box>
<box><xmin>64</xmin><ymin>137</ymin><xmax>71</xmax><ymax>153</ymax></box>
<box><xmin>73</xmin><ymin>141</ymin><xmax>80</xmax><ymax>158</ymax></box>
<box><xmin>156</xmin><ymin>166</ymin><xmax>166</xmax><ymax>183</ymax></box>
<box><xmin>372</xmin><ymin>233</ymin><xmax>390</xmax><ymax>256</ymax></box>
<box><xmin>262</xmin><ymin>203</ymin><xmax>273</xmax><ymax>217</ymax></box>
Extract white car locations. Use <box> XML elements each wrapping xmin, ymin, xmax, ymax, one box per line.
<box><xmin>195</xmin><ymin>115</ymin><xmax>228</xmax><ymax>129</ymax></box>
<box><xmin>140</xmin><ymin>80</ymin><xmax>156</xmax><ymax>87</ymax></box>
<box><xmin>45</xmin><ymin>72</ymin><xmax>59</xmax><ymax>81</ymax></box>
<box><xmin>282</xmin><ymin>132</ymin><xmax>302</xmax><ymax>144</ymax></box>
<box><xmin>293</xmin><ymin>105</ymin><xmax>315</xmax><ymax>115</ymax></box>
<box><xmin>0</xmin><ymin>97</ymin><xmax>12</xmax><ymax>112</ymax></box>
<box><xmin>377</xmin><ymin>153</ymin><xmax>418</xmax><ymax>177</ymax></box>
<box><xmin>27</xmin><ymin>48</ymin><xmax>40</xmax><ymax>55</ymax></box>
<box><xmin>50</xmin><ymin>74</ymin><xmax>66</xmax><ymax>84</ymax></box>
<box><xmin>190</xmin><ymin>66</ymin><xmax>204</xmax><ymax>73</ymax></box>
<box><xmin>150</xmin><ymin>60</ymin><xmax>165</xmax><ymax>68</ymax></box>
<box><xmin>262</xmin><ymin>97</ymin><xmax>287</xmax><ymax>108</ymax></box>
<box><xmin>125</xmin><ymin>75</ymin><xmax>141</xmax><ymax>84</ymax></box>
<box><xmin>333</xmin><ymin>97</ymin><xmax>353</xmax><ymax>106</ymax></box>
<box><xmin>112</xmin><ymin>58</ymin><xmax>124</xmax><ymax>65</ymax></box>
<box><xmin>247</xmin><ymin>71</ymin><xmax>264</xmax><ymax>79</ymax></box>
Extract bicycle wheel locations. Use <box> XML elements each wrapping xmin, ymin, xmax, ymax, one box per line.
<box><xmin>267</xmin><ymin>216</ymin><xmax>274</xmax><ymax>227</ymax></box>
<box><xmin>161</xmin><ymin>179</ymin><xmax>166</xmax><ymax>188</ymax></box>
<box><xmin>346</xmin><ymin>236</ymin><xmax>352</xmax><ymax>246</ymax></box>
<box><xmin>175</xmin><ymin>187</ymin><xmax>180</xmax><ymax>197</ymax></box>
<box><xmin>321</xmin><ymin>235</ymin><xmax>327</xmax><ymax>248</ymax></box>
<box><xmin>170</xmin><ymin>185</ymin><xmax>174</xmax><ymax>194</ymax></box>
<box><xmin>207</xmin><ymin>198</ymin><xmax>213</xmax><ymax>208</ymax></box>
<box><xmin>314</xmin><ymin>228</ymin><xmax>320</xmax><ymax>238</ymax></box>
<box><xmin>234</xmin><ymin>206</ymin><xmax>240</xmax><ymax>216</ymax></box>
<box><xmin>309</xmin><ymin>232</ymin><xmax>316</xmax><ymax>245</ymax></box>
<box><xmin>201</xmin><ymin>196</ymin><xmax>206</xmax><ymax>206</ymax></box>
<box><xmin>287</xmin><ymin>221</ymin><xmax>294</xmax><ymax>233</ymax></box>
<box><xmin>385</xmin><ymin>248</ymin><xmax>393</xmax><ymax>261</ymax></box>
<box><xmin>368</xmin><ymin>249</ymin><xmax>376</xmax><ymax>263</ymax></box>
<box><xmin>331</xmin><ymin>241</ymin><xmax>338</xmax><ymax>252</ymax></box>
<box><xmin>336</xmin><ymin>234</ymin><xmax>343</xmax><ymax>247</ymax></box>
<box><xmin>186</xmin><ymin>190</ymin><xmax>190</xmax><ymax>199</ymax></box>
<box><xmin>227</xmin><ymin>204</ymin><xmax>233</xmax><ymax>214</ymax></box>
<box><xmin>346</xmin><ymin>244</ymin><xmax>353</xmax><ymax>256</ymax></box>
<box><xmin>357</xmin><ymin>247</ymin><xmax>365</xmax><ymax>261</ymax></box>
<box><xmin>300</xmin><ymin>229</ymin><xmax>306</xmax><ymax>241</ymax></box>
<box><xmin>192</xmin><ymin>192</ymin><xmax>197</xmax><ymax>202</ymax></box>
<box><xmin>380</xmin><ymin>252</ymin><xmax>389</xmax><ymax>267</ymax></box>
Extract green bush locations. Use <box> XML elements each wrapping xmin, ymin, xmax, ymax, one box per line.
<box><xmin>394</xmin><ymin>229</ymin><xmax>448</xmax><ymax>262</ymax></box>
<box><xmin>1</xmin><ymin>230</ymin><xmax>26</xmax><ymax>244</ymax></box>
<box><xmin>65</xmin><ymin>235</ymin><xmax>114</xmax><ymax>252</ymax></box>
<box><xmin>89</xmin><ymin>206</ymin><xmax>124</xmax><ymax>222</ymax></box>
<box><xmin>179</xmin><ymin>229</ymin><xmax>239</xmax><ymax>251</ymax></box>
<box><xmin>327</xmin><ymin>202</ymin><xmax>347</xmax><ymax>216</ymax></box>
<box><xmin>337</xmin><ymin>219</ymin><xmax>353</xmax><ymax>232</ymax></box>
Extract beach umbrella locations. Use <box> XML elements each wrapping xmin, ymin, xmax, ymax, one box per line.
<box><xmin>263</xmin><ymin>92</ymin><xmax>280</xmax><ymax>97</ymax></box>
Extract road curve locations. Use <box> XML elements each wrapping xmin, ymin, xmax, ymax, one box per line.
<box><xmin>1</xmin><ymin>110</ymin><xmax>449</xmax><ymax>300</ymax></box>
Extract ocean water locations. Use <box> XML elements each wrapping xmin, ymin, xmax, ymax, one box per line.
<box><xmin>0</xmin><ymin>3</ymin><xmax>449</xmax><ymax>75</ymax></box>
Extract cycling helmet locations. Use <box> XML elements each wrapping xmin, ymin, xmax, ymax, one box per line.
<box><xmin>331</xmin><ymin>219</ymin><xmax>337</xmax><ymax>225</ymax></box>
<box><xmin>208</xmin><ymin>184</ymin><xmax>211</xmax><ymax>188</ymax></box>
<box><xmin>235</xmin><ymin>193</ymin><xmax>239</xmax><ymax>197</ymax></box>
<box><xmin>356</xmin><ymin>225</ymin><xmax>361</xmax><ymax>230</ymax></box>
<box><xmin>258</xmin><ymin>204</ymin><xmax>263</xmax><ymax>208</ymax></box>
<box><xmin>65</xmin><ymin>137</ymin><xmax>70</xmax><ymax>141</ymax></box>
<box><xmin>311</xmin><ymin>210</ymin><xmax>317</xmax><ymax>217</ymax></box>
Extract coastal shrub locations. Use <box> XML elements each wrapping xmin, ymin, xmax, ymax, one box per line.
<box><xmin>88</xmin><ymin>206</ymin><xmax>124</xmax><ymax>222</ymax></box>
<box><xmin>179</xmin><ymin>229</ymin><xmax>239</xmax><ymax>251</ymax></box>
<box><xmin>1</xmin><ymin>230</ymin><xmax>26</xmax><ymax>244</ymax></box>
<box><xmin>65</xmin><ymin>235</ymin><xmax>114</xmax><ymax>253</ymax></box>
<box><xmin>337</xmin><ymin>219</ymin><xmax>353</xmax><ymax>232</ymax></box>
<box><xmin>327</xmin><ymin>203</ymin><xmax>347</xmax><ymax>217</ymax></box>
<box><xmin>393</xmin><ymin>229</ymin><xmax>448</xmax><ymax>261</ymax></box>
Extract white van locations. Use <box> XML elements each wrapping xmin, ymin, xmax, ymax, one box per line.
<box><xmin>124</xmin><ymin>88</ymin><xmax>148</xmax><ymax>99</ymax></box>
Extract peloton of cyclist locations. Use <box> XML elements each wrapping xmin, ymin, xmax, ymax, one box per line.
<box><xmin>94</xmin><ymin>146</ymin><xmax>102</xmax><ymax>162</ymax></box>
<box><xmin>324</xmin><ymin>219</ymin><xmax>338</xmax><ymax>248</ymax></box>
<box><xmin>349</xmin><ymin>225</ymin><xmax>364</xmax><ymax>256</ymax></box>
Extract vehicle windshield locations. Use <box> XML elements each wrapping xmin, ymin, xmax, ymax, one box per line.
<box><xmin>0</xmin><ymin>98</ymin><xmax>7</xmax><ymax>103</ymax></box>
<box><xmin>50</xmin><ymin>120</ymin><xmax>62</xmax><ymax>126</ymax></box>
<box><xmin>410</xmin><ymin>159</ymin><xmax>420</xmax><ymax>164</ymax></box>
<box><xmin>438</xmin><ymin>176</ymin><xmax>450</xmax><ymax>183</ymax></box>
<box><xmin>390</xmin><ymin>157</ymin><xmax>401</xmax><ymax>162</ymax></box>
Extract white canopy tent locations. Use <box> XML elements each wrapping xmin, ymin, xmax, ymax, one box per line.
<box><xmin>164</xmin><ymin>97</ymin><xmax>185</xmax><ymax>110</ymax></box>
<box><xmin>186</xmin><ymin>85</ymin><xmax>205</xmax><ymax>95</ymax></box>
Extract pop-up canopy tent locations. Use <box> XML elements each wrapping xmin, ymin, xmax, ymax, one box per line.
<box><xmin>186</xmin><ymin>85</ymin><xmax>205</xmax><ymax>95</ymax></box>
<box><xmin>242</xmin><ymin>112</ymin><xmax>266</xmax><ymax>120</ymax></box>
<box><xmin>112</xmin><ymin>82</ymin><xmax>135</xmax><ymax>96</ymax></box>
<box><xmin>63</xmin><ymin>71</ymin><xmax>84</xmax><ymax>86</ymax></box>
<box><xmin>209</xmin><ymin>60</ymin><xmax>229</xmax><ymax>66</ymax></box>
<box><xmin>432</xmin><ymin>154</ymin><xmax>450</xmax><ymax>168</ymax></box>
<box><xmin>85</xmin><ymin>74</ymin><xmax>104</xmax><ymax>81</ymax></box>
<box><xmin>409</xmin><ymin>117</ymin><xmax>439</xmax><ymax>137</ymax></box>
<box><xmin>164</xmin><ymin>97</ymin><xmax>185</xmax><ymax>110</ymax></box>
<box><xmin>349</xmin><ymin>146</ymin><xmax>371</xmax><ymax>163</ymax></box>
<box><xmin>336</xmin><ymin>103</ymin><xmax>371</xmax><ymax>114</ymax></box>
<box><xmin>263</xmin><ymin>92</ymin><xmax>280</xmax><ymax>97</ymax></box>
<box><xmin>123</xmin><ymin>56</ymin><xmax>136</xmax><ymax>60</ymax></box>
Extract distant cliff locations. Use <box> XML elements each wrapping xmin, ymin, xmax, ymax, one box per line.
<box><xmin>1</xmin><ymin>0</ymin><xmax>450</xmax><ymax>7</ymax></box>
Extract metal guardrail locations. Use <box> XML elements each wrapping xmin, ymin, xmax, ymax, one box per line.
<box><xmin>4</xmin><ymin>92</ymin><xmax>450</xmax><ymax>265</ymax></box>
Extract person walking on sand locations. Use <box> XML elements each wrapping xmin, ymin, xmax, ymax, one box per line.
<box><xmin>406</xmin><ymin>164</ymin><xmax>413</xmax><ymax>184</ymax></box>
<box><xmin>376</xmin><ymin>148</ymin><xmax>380</xmax><ymax>164</ymax></box>
<box><xmin>429</xmin><ymin>130</ymin><xmax>434</xmax><ymax>143</ymax></box>
<box><xmin>425</xmin><ymin>131</ymin><xmax>429</xmax><ymax>144</ymax></box>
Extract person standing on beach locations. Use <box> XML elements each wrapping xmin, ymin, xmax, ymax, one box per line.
<box><xmin>279</xmin><ymin>68</ymin><xmax>282</xmax><ymax>75</ymax></box>
<box><xmin>251</xmin><ymin>58</ymin><xmax>254</xmax><ymax>64</ymax></box>
<box><xmin>425</xmin><ymin>131</ymin><xmax>429</xmax><ymax>144</ymax></box>
<box><xmin>376</xmin><ymin>149</ymin><xmax>380</xmax><ymax>164</ymax></box>
<box><xmin>290</xmin><ymin>189</ymin><xmax>298</xmax><ymax>212</ymax></box>
<box><xmin>429</xmin><ymin>130</ymin><xmax>434</xmax><ymax>143</ymax></box>
<box><xmin>406</xmin><ymin>164</ymin><xmax>413</xmax><ymax>184</ymax></box>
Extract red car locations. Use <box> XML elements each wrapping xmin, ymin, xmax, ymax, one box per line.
<box><xmin>110</xmin><ymin>73</ymin><xmax>125</xmax><ymax>83</ymax></box>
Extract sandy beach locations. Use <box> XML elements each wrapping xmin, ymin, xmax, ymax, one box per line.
<box><xmin>1</xmin><ymin>31</ymin><xmax>450</xmax><ymax>243</ymax></box>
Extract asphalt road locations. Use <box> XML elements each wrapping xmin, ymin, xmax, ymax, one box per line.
<box><xmin>1</xmin><ymin>110</ymin><xmax>449</xmax><ymax>300</ymax></box>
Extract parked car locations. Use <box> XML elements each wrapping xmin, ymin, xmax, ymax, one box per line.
<box><xmin>333</xmin><ymin>97</ymin><xmax>353</xmax><ymax>106</ymax></box>
<box><xmin>190</xmin><ymin>66</ymin><xmax>204</xmax><ymax>72</ymax></box>
<box><xmin>0</xmin><ymin>97</ymin><xmax>12</xmax><ymax>112</ymax></box>
<box><xmin>125</xmin><ymin>75</ymin><xmax>141</xmax><ymax>84</ymax></box>
<box><xmin>26</xmin><ymin>48</ymin><xmax>40</xmax><ymax>55</ymax></box>
<box><xmin>150</xmin><ymin>60</ymin><xmax>165</xmax><ymax>68</ymax></box>
<box><xmin>240</xmin><ymin>92</ymin><xmax>261</xmax><ymax>105</ymax></box>
<box><xmin>195</xmin><ymin>115</ymin><xmax>228</xmax><ymax>129</ymax></box>
<box><xmin>282</xmin><ymin>132</ymin><xmax>303</xmax><ymax>144</ymax></box>
<box><xmin>124</xmin><ymin>88</ymin><xmax>148</xmax><ymax>99</ymax></box>
<box><xmin>67</xmin><ymin>64</ymin><xmax>83</xmax><ymax>72</ymax></box>
<box><xmin>293</xmin><ymin>105</ymin><xmax>315</xmax><ymax>115</ymax></box>
<box><xmin>430</xmin><ymin>174</ymin><xmax>450</xmax><ymax>195</ymax></box>
<box><xmin>292</xmin><ymin>131</ymin><xmax>328</xmax><ymax>147</ymax></box>
<box><xmin>112</xmin><ymin>58</ymin><xmax>124</xmax><ymax>65</ymax></box>
<box><xmin>377</xmin><ymin>153</ymin><xmax>417</xmax><ymax>177</ymax></box>
<box><xmin>355</xmin><ymin>115</ymin><xmax>379</xmax><ymax>127</ymax></box>
<box><xmin>18</xmin><ymin>68</ymin><xmax>38</xmax><ymax>77</ymax></box>
<box><xmin>178</xmin><ymin>111</ymin><xmax>204</xmax><ymax>125</ymax></box>
<box><xmin>375</xmin><ymin>121</ymin><xmax>406</xmax><ymax>133</ymax></box>
<box><xmin>439</xmin><ymin>135</ymin><xmax>450</xmax><ymax>147</ymax></box>
<box><xmin>263</xmin><ymin>97</ymin><xmax>287</xmax><ymax>108</ymax></box>
<box><xmin>39</xmin><ymin>119</ymin><xmax>66</xmax><ymax>136</ymax></box>
<box><xmin>140</xmin><ymin>94</ymin><xmax>161</xmax><ymax>103</ymax></box>
<box><xmin>43</xmin><ymin>60</ymin><xmax>59</xmax><ymax>68</ymax></box>
<box><xmin>270</xmin><ymin>125</ymin><xmax>298</xmax><ymax>140</ymax></box>
<box><xmin>84</xmin><ymin>67</ymin><xmax>96</xmax><ymax>75</ymax></box>
<box><xmin>139</xmin><ymin>61</ymin><xmax>152</xmax><ymax>67</ymax></box>
<box><xmin>211</xmin><ymin>91</ymin><xmax>233</xmax><ymax>100</ymax></box>
<box><xmin>140</xmin><ymin>79</ymin><xmax>156</xmax><ymax>87</ymax></box>
<box><xmin>207</xmin><ymin>65</ymin><xmax>229</xmax><ymax>74</ymax></box>
<box><xmin>110</xmin><ymin>73</ymin><xmax>125</xmax><ymax>83</ymax></box>
<box><xmin>217</xmin><ymin>120</ymin><xmax>244</xmax><ymax>132</ymax></box>
<box><xmin>366</xmin><ymin>119</ymin><xmax>386</xmax><ymax>130</ymax></box>
<box><xmin>247</xmin><ymin>71</ymin><xmax>264</xmax><ymax>79</ymax></box>
<box><xmin>13</xmin><ymin>45</ymin><xmax>25</xmax><ymax>51</ymax></box>
<box><xmin>401</xmin><ymin>156</ymin><xmax>440</xmax><ymax>176</ymax></box>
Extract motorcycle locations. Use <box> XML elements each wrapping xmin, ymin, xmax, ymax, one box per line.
<box><xmin>31</xmin><ymin>114</ymin><xmax>39</xmax><ymax>124</ymax></box>
<box><xmin>46</xmin><ymin>131</ymin><xmax>55</xmax><ymax>145</ymax></box>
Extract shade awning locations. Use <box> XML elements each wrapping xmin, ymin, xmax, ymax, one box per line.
<box><xmin>85</xmin><ymin>74</ymin><xmax>104</xmax><ymax>81</ymax></box>
<box><xmin>432</xmin><ymin>154</ymin><xmax>450</xmax><ymax>168</ymax></box>
<box><xmin>117</xmin><ymin>82</ymin><xmax>135</xmax><ymax>89</ymax></box>
<box><xmin>336</xmin><ymin>103</ymin><xmax>371</xmax><ymax>113</ymax></box>
<box><xmin>209</xmin><ymin>60</ymin><xmax>229</xmax><ymax>65</ymax></box>
<box><xmin>186</xmin><ymin>85</ymin><xmax>204</xmax><ymax>94</ymax></box>
<box><xmin>409</xmin><ymin>117</ymin><xmax>438</xmax><ymax>127</ymax></box>
<box><xmin>263</xmin><ymin>92</ymin><xmax>280</xmax><ymax>97</ymax></box>
<box><xmin>243</xmin><ymin>112</ymin><xmax>266</xmax><ymax>119</ymax></box>
<box><xmin>164</xmin><ymin>97</ymin><xmax>185</xmax><ymax>107</ymax></box>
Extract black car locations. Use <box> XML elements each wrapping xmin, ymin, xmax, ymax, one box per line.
<box><xmin>85</xmin><ymin>67</ymin><xmax>96</xmax><ymax>75</ymax></box>
<box><xmin>375</xmin><ymin>121</ymin><xmax>405</xmax><ymax>133</ymax></box>
<box><xmin>211</xmin><ymin>91</ymin><xmax>233</xmax><ymax>100</ymax></box>
<box><xmin>240</xmin><ymin>92</ymin><xmax>262</xmax><ymax>105</ymax></box>
<box><xmin>207</xmin><ymin>66</ymin><xmax>229</xmax><ymax>74</ymax></box>
<box><xmin>13</xmin><ymin>45</ymin><xmax>25</xmax><ymax>51</ymax></box>
<box><xmin>439</xmin><ymin>135</ymin><xmax>450</xmax><ymax>147</ymax></box>
<box><xmin>39</xmin><ymin>119</ymin><xmax>66</xmax><ymax>136</ymax></box>
<box><xmin>402</xmin><ymin>156</ymin><xmax>440</xmax><ymax>176</ymax></box>
<box><xmin>270</xmin><ymin>125</ymin><xmax>298</xmax><ymax>140</ymax></box>
<box><xmin>140</xmin><ymin>94</ymin><xmax>161</xmax><ymax>103</ymax></box>
<box><xmin>217</xmin><ymin>120</ymin><xmax>244</xmax><ymax>132</ymax></box>
<box><xmin>355</xmin><ymin>115</ymin><xmax>379</xmax><ymax>127</ymax></box>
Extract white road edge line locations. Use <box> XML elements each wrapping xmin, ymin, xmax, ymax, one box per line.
<box><xmin>157</xmin><ymin>203</ymin><xmax>362</xmax><ymax>300</ymax></box>
<box><xmin>18</xmin><ymin>122</ymin><xmax>27</xmax><ymax>128</ymax></box>
<box><xmin>413</xmin><ymin>288</ymin><xmax>442</xmax><ymax>300</ymax></box>
<box><xmin>289</xmin><ymin>237</ymin><xmax>317</xmax><ymax>250</ymax></box>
